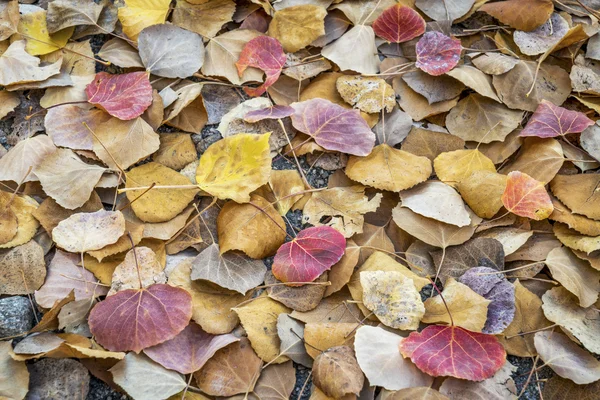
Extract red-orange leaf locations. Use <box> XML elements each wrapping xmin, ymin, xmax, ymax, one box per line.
<box><xmin>372</xmin><ymin>4</ymin><xmax>426</xmax><ymax>43</ymax></box>
<box><xmin>236</xmin><ymin>36</ymin><xmax>287</xmax><ymax>97</ymax></box>
<box><xmin>272</xmin><ymin>226</ymin><xmax>346</xmax><ymax>284</ymax></box>
<box><xmin>88</xmin><ymin>284</ymin><xmax>192</xmax><ymax>353</ymax></box>
<box><xmin>86</xmin><ymin>71</ymin><xmax>153</xmax><ymax>120</ymax></box>
<box><xmin>502</xmin><ymin>171</ymin><xmax>553</xmax><ymax>220</ymax></box>
<box><xmin>520</xmin><ymin>100</ymin><xmax>594</xmax><ymax>138</ymax></box>
<box><xmin>415</xmin><ymin>32</ymin><xmax>461</xmax><ymax>76</ymax></box>
<box><xmin>399</xmin><ymin>325</ymin><xmax>506</xmax><ymax>381</ymax></box>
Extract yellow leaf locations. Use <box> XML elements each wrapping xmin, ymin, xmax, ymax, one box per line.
<box><xmin>268</xmin><ymin>5</ymin><xmax>326</xmax><ymax>53</ymax></box>
<box><xmin>117</xmin><ymin>0</ymin><xmax>170</xmax><ymax>41</ymax></box>
<box><xmin>152</xmin><ymin>133</ymin><xmax>198</xmax><ymax>171</ymax></box>
<box><xmin>346</xmin><ymin>144</ymin><xmax>432</xmax><ymax>192</ymax></box>
<box><xmin>423</xmin><ymin>278</ymin><xmax>491</xmax><ymax>332</ymax></box>
<box><xmin>336</xmin><ymin>76</ymin><xmax>395</xmax><ymax>113</ymax></box>
<box><xmin>304</xmin><ymin>322</ymin><xmax>356</xmax><ymax>359</ymax></box>
<box><xmin>457</xmin><ymin>170</ymin><xmax>507</xmax><ymax>219</ymax></box>
<box><xmin>433</xmin><ymin>149</ymin><xmax>496</xmax><ymax>188</ymax></box>
<box><xmin>18</xmin><ymin>10</ymin><xmax>73</xmax><ymax>55</ymax></box>
<box><xmin>0</xmin><ymin>192</ymin><xmax>39</xmax><ymax>249</ymax></box>
<box><xmin>196</xmin><ymin>133</ymin><xmax>271</xmax><ymax>203</ymax></box>
<box><xmin>554</xmin><ymin>222</ymin><xmax>600</xmax><ymax>254</ymax></box>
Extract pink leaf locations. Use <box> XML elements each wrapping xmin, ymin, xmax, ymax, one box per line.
<box><xmin>144</xmin><ymin>322</ymin><xmax>239</xmax><ymax>374</ymax></box>
<box><xmin>290</xmin><ymin>98</ymin><xmax>376</xmax><ymax>156</ymax></box>
<box><xmin>244</xmin><ymin>105</ymin><xmax>294</xmax><ymax>122</ymax></box>
<box><xmin>85</xmin><ymin>71</ymin><xmax>153</xmax><ymax>120</ymax></box>
<box><xmin>236</xmin><ymin>36</ymin><xmax>287</xmax><ymax>97</ymax></box>
<box><xmin>372</xmin><ymin>4</ymin><xmax>426</xmax><ymax>43</ymax></box>
<box><xmin>399</xmin><ymin>325</ymin><xmax>506</xmax><ymax>381</ymax></box>
<box><xmin>88</xmin><ymin>284</ymin><xmax>192</xmax><ymax>353</ymax></box>
<box><xmin>520</xmin><ymin>100</ymin><xmax>595</xmax><ymax>138</ymax></box>
<box><xmin>415</xmin><ymin>32</ymin><xmax>462</xmax><ymax>76</ymax></box>
<box><xmin>272</xmin><ymin>226</ymin><xmax>346</xmax><ymax>284</ymax></box>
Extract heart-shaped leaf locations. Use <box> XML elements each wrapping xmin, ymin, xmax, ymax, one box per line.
<box><xmin>415</xmin><ymin>32</ymin><xmax>462</xmax><ymax>76</ymax></box>
<box><xmin>86</xmin><ymin>71</ymin><xmax>153</xmax><ymax>120</ymax></box>
<box><xmin>372</xmin><ymin>4</ymin><xmax>426</xmax><ymax>43</ymax></box>
<box><xmin>520</xmin><ymin>100</ymin><xmax>594</xmax><ymax>138</ymax></box>
<box><xmin>502</xmin><ymin>171</ymin><xmax>553</xmax><ymax>220</ymax></box>
<box><xmin>236</xmin><ymin>36</ymin><xmax>287</xmax><ymax>96</ymax></box>
<box><xmin>272</xmin><ymin>226</ymin><xmax>346</xmax><ymax>284</ymax></box>
<box><xmin>399</xmin><ymin>325</ymin><xmax>507</xmax><ymax>381</ymax></box>
<box><xmin>88</xmin><ymin>284</ymin><xmax>192</xmax><ymax>352</ymax></box>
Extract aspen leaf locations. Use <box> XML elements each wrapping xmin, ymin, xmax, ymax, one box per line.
<box><xmin>550</xmin><ymin>174</ymin><xmax>600</xmax><ymax>221</ymax></box>
<box><xmin>0</xmin><ymin>192</ymin><xmax>40</xmax><ymax>249</ymax></box>
<box><xmin>52</xmin><ymin>210</ymin><xmax>125</xmax><ymax>253</ymax></box>
<box><xmin>0</xmin><ymin>41</ymin><xmax>62</xmax><ymax>86</ymax></box>
<box><xmin>499</xmin><ymin>137</ymin><xmax>564</xmax><ymax>183</ymax></box>
<box><xmin>444</xmin><ymin>65</ymin><xmax>500</xmax><ymax>101</ymax></box>
<box><xmin>393</xmin><ymin>78</ymin><xmax>459</xmax><ymax>121</ymax></box>
<box><xmin>0</xmin><ymin>240</ymin><xmax>46</xmax><ymax>295</ymax></box>
<box><xmin>172</xmin><ymin>0</ymin><xmax>236</xmax><ymax>39</ymax></box>
<box><xmin>545</xmin><ymin>247</ymin><xmax>600</xmax><ymax>307</ymax></box>
<box><xmin>403</xmin><ymin>70</ymin><xmax>466</xmax><ymax>105</ymax></box>
<box><xmin>196</xmin><ymin>133</ymin><xmax>271</xmax><ymax>203</ymax></box>
<box><xmin>85</xmin><ymin>71</ymin><xmax>152</xmax><ymax>120</ymax></box>
<box><xmin>44</xmin><ymin>105</ymin><xmax>110</xmax><ymax>151</ymax></box>
<box><xmin>110</xmin><ymin>247</ymin><xmax>166</xmax><ymax>294</ymax></box>
<box><xmin>0</xmin><ymin>0</ymin><xmax>18</xmax><ymax>41</ymax></box>
<box><xmin>0</xmin><ymin>341</ymin><xmax>29</xmax><ymax>400</ymax></box>
<box><xmin>277</xmin><ymin>314</ymin><xmax>312</xmax><ymax>368</ymax></box>
<box><xmin>415</xmin><ymin>32</ymin><xmax>462</xmax><ymax>76</ymax></box>
<box><xmin>268</xmin><ymin>5</ymin><xmax>327</xmax><ymax>53</ymax></box>
<box><xmin>97</xmin><ymin>37</ymin><xmax>143</xmax><ymax>68</ymax></box>
<box><xmin>416</xmin><ymin>0</ymin><xmax>475</xmax><ymax>22</ymax></box>
<box><xmin>313</xmin><ymin>346</ymin><xmax>364</xmax><ymax>399</ymax></box>
<box><xmin>18</xmin><ymin>10</ymin><xmax>74</xmax><ymax>55</ymax></box>
<box><xmin>549</xmin><ymin>196</ymin><xmax>600</xmax><ymax>237</ymax></box>
<box><xmin>502</xmin><ymin>171</ymin><xmax>553</xmax><ymax>220</ymax></box>
<box><xmin>379</xmin><ymin>388</ymin><xmax>449</xmax><ymax>400</ymax></box>
<box><xmin>336</xmin><ymin>76</ymin><xmax>395</xmax><ymax>113</ymax></box>
<box><xmin>521</xmin><ymin>100</ymin><xmax>594</xmax><ymax>138</ymax></box>
<box><xmin>117</xmin><ymin>0</ymin><xmax>170</xmax><ymax>40</ymax></box>
<box><xmin>266</xmin><ymin>271</ymin><xmax>328</xmax><ymax>312</ymax></box>
<box><xmin>372</xmin><ymin>4</ymin><xmax>426</xmax><ymax>43</ymax></box>
<box><xmin>457</xmin><ymin>171</ymin><xmax>507</xmax><ymax>219</ymax></box>
<box><xmin>0</xmin><ymin>208</ymin><xmax>17</xmax><ymax>245</ymax></box>
<box><xmin>322</xmin><ymin>25</ymin><xmax>380</xmax><ymax>75</ymax></box>
<box><xmin>236</xmin><ymin>36</ymin><xmax>287</xmax><ymax>96</ymax></box>
<box><xmin>479</xmin><ymin>0</ymin><xmax>554</xmax><ymax>31</ymax></box>
<box><xmin>402</xmin><ymin>128</ymin><xmax>465</xmax><ymax>161</ymax></box>
<box><xmin>438</xmin><ymin>361</ymin><xmax>518</xmax><ymax>399</ymax></box>
<box><xmin>433</xmin><ymin>149</ymin><xmax>496</xmax><ymax>188</ymax></box>
<box><xmin>400</xmin><ymin>181</ymin><xmax>471</xmax><ymax>227</ymax></box>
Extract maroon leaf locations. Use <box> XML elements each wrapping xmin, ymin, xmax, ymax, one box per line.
<box><xmin>290</xmin><ymin>98</ymin><xmax>376</xmax><ymax>156</ymax></box>
<box><xmin>415</xmin><ymin>32</ymin><xmax>462</xmax><ymax>76</ymax></box>
<box><xmin>272</xmin><ymin>226</ymin><xmax>346</xmax><ymax>284</ymax></box>
<box><xmin>85</xmin><ymin>71</ymin><xmax>153</xmax><ymax>120</ymax></box>
<box><xmin>144</xmin><ymin>322</ymin><xmax>239</xmax><ymax>374</ymax></box>
<box><xmin>399</xmin><ymin>325</ymin><xmax>506</xmax><ymax>381</ymax></box>
<box><xmin>244</xmin><ymin>105</ymin><xmax>294</xmax><ymax>122</ymax></box>
<box><xmin>372</xmin><ymin>4</ymin><xmax>426</xmax><ymax>43</ymax></box>
<box><xmin>236</xmin><ymin>36</ymin><xmax>287</xmax><ymax>97</ymax></box>
<box><xmin>88</xmin><ymin>284</ymin><xmax>192</xmax><ymax>353</ymax></box>
<box><xmin>520</xmin><ymin>100</ymin><xmax>595</xmax><ymax>138</ymax></box>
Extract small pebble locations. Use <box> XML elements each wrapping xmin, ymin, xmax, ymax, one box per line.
<box><xmin>0</xmin><ymin>296</ymin><xmax>35</xmax><ymax>337</ymax></box>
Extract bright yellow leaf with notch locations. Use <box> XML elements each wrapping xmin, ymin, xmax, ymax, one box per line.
<box><xmin>18</xmin><ymin>10</ymin><xmax>74</xmax><ymax>55</ymax></box>
<box><xmin>196</xmin><ymin>133</ymin><xmax>271</xmax><ymax>203</ymax></box>
<box><xmin>117</xmin><ymin>0</ymin><xmax>171</xmax><ymax>41</ymax></box>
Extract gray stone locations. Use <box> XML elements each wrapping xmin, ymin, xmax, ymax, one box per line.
<box><xmin>27</xmin><ymin>358</ymin><xmax>90</xmax><ymax>400</ymax></box>
<box><xmin>0</xmin><ymin>296</ymin><xmax>35</xmax><ymax>337</ymax></box>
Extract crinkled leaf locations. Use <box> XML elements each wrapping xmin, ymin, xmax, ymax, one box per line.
<box><xmin>236</xmin><ymin>36</ymin><xmax>286</xmax><ymax>96</ymax></box>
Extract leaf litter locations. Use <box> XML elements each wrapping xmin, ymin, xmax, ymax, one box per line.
<box><xmin>0</xmin><ymin>0</ymin><xmax>599</xmax><ymax>399</ymax></box>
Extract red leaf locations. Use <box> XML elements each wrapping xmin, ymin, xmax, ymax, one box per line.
<box><xmin>502</xmin><ymin>171</ymin><xmax>553</xmax><ymax>220</ymax></box>
<box><xmin>88</xmin><ymin>284</ymin><xmax>192</xmax><ymax>353</ymax></box>
<box><xmin>236</xmin><ymin>36</ymin><xmax>287</xmax><ymax>97</ymax></box>
<box><xmin>372</xmin><ymin>4</ymin><xmax>426</xmax><ymax>43</ymax></box>
<box><xmin>144</xmin><ymin>322</ymin><xmax>239</xmax><ymax>374</ymax></box>
<box><xmin>272</xmin><ymin>226</ymin><xmax>346</xmax><ymax>284</ymax></box>
<box><xmin>290</xmin><ymin>98</ymin><xmax>376</xmax><ymax>156</ymax></box>
<box><xmin>520</xmin><ymin>100</ymin><xmax>594</xmax><ymax>138</ymax></box>
<box><xmin>399</xmin><ymin>325</ymin><xmax>506</xmax><ymax>381</ymax></box>
<box><xmin>86</xmin><ymin>71</ymin><xmax>153</xmax><ymax>120</ymax></box>
<box><xmin>244</xmin><ymin>105</ymin><xmax>294</xmax><ymax>122</ymax></box>
<box><xmin>415</xmin><ymin>32</ymin><xmax>462</xmax><ymax>76</ymax></box>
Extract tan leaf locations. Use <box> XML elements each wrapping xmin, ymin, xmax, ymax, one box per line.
<box><xmin>0</xmin><ymin>192</ymin><xmax>40</xmax><ymax>249</ymax></box>
<box><xmin>336</xmin><ymin>75</ymin><xmax>395</xmax><ymax>113</ymax></box>
<box><xmin>266</xmin><ymin>272</ymin><xmax>327</xmax><ymax>312</ymax></box>
<box><xmin>268</xmin><ymin>5</ymin><xmax>326</xmax><ymax>53</ymax></box>
<box><xmin>142</xmin><ymin>206</ymin><xmax>193</xmax><ymax>241</ymax></box>
<box><xmin>402</xmin><ymin>70</ymin><xmax>465</xmax><ymax>104</ymax></box>
<box><xmin>313</xmin><ymin>346</ymin><xmax>364</xmax><ymax>398</ymax></box>
<box><xmin>277</xmin><ymin>314</ymin><xmax>313</xmax><ymax>368</ymax></box>
<box><xmin>439</xmin><ymin>361</ymin><xmax>518</xmax><ymax>399</ymax></box>
<box><xmin>402</xmin><ymin>128</ymin><xmax>465</xmax><ymax>161</ymax></box>
<box><xmin>172</xmin><ymin>0</ymin><xmax>235</xmax><ymax>39</ymax></box>
<box><xmin>0</xmin><ymin>90</ymin><xmax>19</xmax><ymax>120</ymax></box>
<box><xmin>97</xmin><ymin>38</ymin><xmax>144</xmax><ymax>68</ymax></box>
<box><xmin>0</xmin><ymin>41</ymin><xmax>61</xmax><ymax>86</ymax></box>
<box><xmin>445</xmin><ymin>65</ymin><xmax>499</xmax><ymax>101</ymax></box>
<box><xmin>550</xmin><ymin>174</ymin><xmax>600</xmax><ymax>221</ymax></box>
<box><xmin>0</xmin><ymin>240</ymin><xmax>46</xmax><ymax>295</ymax></box>
<box><xmin>423</xmin><ymin>277</ymin><xmax>491</xmax><ymax>332</ymax></box>
<box><xmin>291</xmin><ymin>288</ymin><xmax>362</xmax><ymax>324</ymax></box>
<box><xmin>434</xmin><ymin>149</ymin><xmax>496</xmax><ymax>188</ymax></box>
<box><xmin>152</xmin><ymin>133</ymin><xmax>197</xmax><ymax>171</ymax></box>
<box><xmin>401</xmin><ymin>181</ymin><xmax>470</xmax><ymax>227</ymax></box>
<box><xmin>545</xmin><ymin>247</ymin><xmax>600</xmax><ymax>307</ymax></box>
<box><xmin>352</xmin><ymin>224</ymin><xmax>393</xmax><ymax>265</ymax></box>
<box><xmin>476</xmin><ymin>227</ymin><xmax>533</xmax><ymax>256</ymax></box>
<box><xmin>472</xmin><ymin>129</ymin><xmax>523</xmax><ymax>164</ymax></box>
<box><xmin>253</xmin><ymin>361</ymin><xmax>296</xmax><ymax>400</ymax></box>
<box><xmin>457</xmin><ymin>171</ymin><xmax>507</xmax><ymax>219</ymax></box>
<box><xmin>109</xmin><ymin>247</ymin><xmax>166</xmax><ymax>294</ymax></box>
<box><xmin>87</xmin><ymin>215</ymin><xmax>144</xmax><ymax>262</ymax></box>
<box><xmin>470</xmin><ymin>53</ymin><xmax>519</xmax><ymax>76</ymax></box>
<box><xmin>52</xmin><ymin>210</ymin><xmax>126</xmax><ymax>253</ymax></box>
<box><xmin>379</xmin><ymin>387</ymin><xmax>449</xmax><ymax>400</ymax></box>
<box><xmin>233</xmin><ymin>296</ymin><xmax>291</xmax><ymax>363</ymax></box>
<box><xmin>322</xmin><ymin>25</ymin><xmax>380</xmax><ymax>75</ymax></box>
<box><xmin>393</xmin><ymin>77</ymin><xmax>459</xmax><ymax>121</ymax></box>
<box><xmin>0</xmin><ymin>341</ymin><xmax>29</xmax><ymax>400</ymax></box>
<box><xmin>499</xmin><ymin>137</ymin><xmax>563</xmax><ymax>183</ymax></box>
<box><xmin>345</xmin><ymin>144</ymin><xmax>432</xmax><ymax>192</ymax></box>
<box><xmin>554</xmin><ymin>223</ymin><xmax>600</xmax><ymax>254</ymax></box>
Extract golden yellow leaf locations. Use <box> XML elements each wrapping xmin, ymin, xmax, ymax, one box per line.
<box><xmin>554</xmin><ymin>223</ymin><xmax>600</xmax><ymax>254</ymax></box>
<box><xmin>125</xmin><ymin>162</ymin><xmax>198</xmax><ymax>223</ymax></box>
<box><xmin>304</xmin><ymin>322</ymin><xmax>356</xmax><ymax>359</ymax></box>
<box><xmin>18</xmin><ymin>10</ymin><xmax>74</xmax><ymax>55</ymax></box>
<box><xmin>457</xmin><ymin>170</ymin><xmax>507</xmax><ymax>219</ymax></box>
<box><xmin>268</xmin><ymin>170</ymin><xmax>305</xmax><ymax>215</ymax></box>
<box><xmin>0</xmin><ymin>192</ymin><xmax>39</xmax><ymax>249</ymax></box>
<box><xmin>0</xmin><ymin>208</ymin><xmax>17</xmax><ymax>245</ymax></box>
<box><xmin>422</xmin><ymin>278</ymin><xmax>491</xmax><ymax>332</ymax></box>
<box><xmin>433</xmin><ymin>149</ymin><xmax>496</xmax><ymax>188</ymax></box>
<box><xmin>550</xmin><ymin>174</ymin><xmax>600</xmax><ymax>221</ymax></box>
<box><xmin>152</xmin><ymin>133</ymin><xmax>198</xmax><ymax>171</ymax></box>
<box><xmin>268</xmin><ymin>5</ymin><xmax>326</xmax><ymax>53</ymax></box>
<box><xmin>117</xmin><ymin>0</ymin><xmax>170</xmax><ymax>41</ymax></box>
<box><xmin>233</xmin><ymin>295</ymin><xmax>291</xmax><ymax>363</ymax></box>
<box><xmin>82</xmin><ymin>254</ymin><xmax>123</xmax><ymax>285</ymax></box>
<box><xmin>217</xmin><ymin>194</ymin><xmax>286</xmax><ymax>259</ymax></box>
<box><xmin>336</xmin><ymin>75</ymin><xmax>395</xmax><ymax>113</ymax></box>
<box><xmin>345</xmin><ymin>144</ymin><xmax>432</xmax><ymax>192</ymax></box>
<box><xmin>196</xmin><ymin>133</ymin><xmax>271</xmax><ymax>203</ymax></box>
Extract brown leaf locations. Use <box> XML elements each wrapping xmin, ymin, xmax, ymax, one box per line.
<box><xmin>172</xmin><ymin>0</ymin><xmax>235</xmax><ymax>39</ymax></box>
<box><xmin>402</xmin><ymin>127</ymin><xmax>465</xmax><ymax>161</ymax></box>
<box><xmin>499</xmin><ymin>137</ymin><xmax>564</xmax><ymax>183</ymax></box>
<box><xmin>479</xmin><ymin>0</ymin><xmax>554</xmax><ymax>31</ymax></box>
<box><xmin>313</xmin><ymin>346</ymin><xmax>364</xmax><ymax>398</ymax></box>
<box><xmin>0</xmin><ymin>240</ymin><xmax>46</xmax><ymax>295</ymax></box>
<box><xmin>266</xmin><ymin>271</ymin><xmax>327</xmax><ymax>312</ymax></box>
<box><xmin>393</xmin><ymin>77</ymin><xmax>459</xmax><ymax>121</ymax></box>
<box><xmin>550</xmin><ymin>174</ymin><xmax>600</xmax><ymax>221</ymax></box>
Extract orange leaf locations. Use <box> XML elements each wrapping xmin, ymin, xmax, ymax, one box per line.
<box><xmin>501</xmin><ymin>171</ymin><xmax>553</xmax><ymax>220</ymax></box>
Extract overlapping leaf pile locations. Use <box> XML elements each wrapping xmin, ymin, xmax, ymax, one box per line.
<box><xmin>1</xmin><ymin>0</ymin><xmax>600</xmax><ymax>399</ymax></box>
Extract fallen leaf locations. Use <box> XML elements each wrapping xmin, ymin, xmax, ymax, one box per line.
<box><xmin>379</xmin><ymin>388</ymin><xmax>449</xmax><ymax>400</ymax></box>
<box><xmin>0</xmin><ymin>41</ymin><xmax>62</xmax><ymax>86</ymax></box>
<box><xmin>399</xmin><ymin>325</ymin><xmax>507</xmax><ymax>380</ymax></box>
<box><xmin>233</xmin><ymin>296</ymin><xmax>291</xmax><ymax>363</ymax></box>
<box><xmin>520</xmin><ymin>100</ymin><xmax>594</xmax><ymax>138</ymax></box>
<box><xmin>445</xmin><ymin>65</ymin><xmax>499</xmax><ymax>101</ymax></box>
<box><xmin>110</xmin><ymin>247</ymin><xmax>166</xmax><ymax>294</ymax></box>
<box><xmin>110</xmin><ymin>353</ymin><xmax>186</xmax><ymax>400</ymax></box>
<box><xmin>196</xmin><ymin>133</ymin><xmax>271</xmax><ymax>203</ymax></box>
<box><xmin>416</xmin><ymin>0</ymin><xmax>475</xmax><ymax>22</ymax></box>
<box><xmin>0</xmin><ymin>0</ymin><xmax>18</xmax><ymax>41</ymax></box>
<box><xmin>277</xmin><ymin>314</ymin><xmax>312</xmax><ymax>368</ymax></box>
<box><xmin>52</xmin><ymin>210</ymin><xmax>125</xmax><ymax>253</ymax></box>
<box><xmin>325</xmin><ymin>240</ymin><xmax>360</xmax><ymax>297</ymax></box>
<box><xmin>400</xmin><ymin>181</ymin><xmax>471</xmax><ymax>227</ymax></box>
<box><xmin>542</xmin><ymin>376</ymin><xmax>600</xmax><ymax>399</ymax></box>
<box><xmin>0</xmin><ymin>341</ymin><xmax>29</xmax><ymax>400</ymax></box>
<box><xmin>457</xmin><ymin>171</ymin><xmax>507</xmax><ymax>219</ymax></box>
<box><xmin>194</xmin><ymin>338</ymin><xmax>263</xmax><ymax>397</ymax></box>
<box><xmin>438</xmin><ymin>361</ymin><xmax>518</xmax><ymax>400</ymax></box>
<box><xmin>217</xmin><ymin>195</ymin><xmax>286</xmax><ymax>259</ymax></box>
<box><xmin>502</xmin><ymin>171</ymin><xmax>553</xmax><ymax>220</ymax></box>
<box><xmin>415</xmin><ymin>32</ymin><xmax>462</xmax><ymax>76</ymax></box>
<box><xmin>393</xmin><ymin>78</ymin><xmax>460</xmax><ymax>121</ymax></box>
<box><xmin>290</xmin><ymin>98</ymin><xmax>376</xmax><ymax>156</ymax></box>
<box><xmin>138</xmin><ymin>24</ymin><xmax>204</xmax><ymax>79</ymax></box>
<box><xmin>89</xmin><ymin>284</ymin><xmax>192</xmax><ymax>352</ymax></box>
<box><xmin>402</xmin><ymin>70</ymin><xmax>466</xmax><ymax>105</ymax></box>
<box><xmin>542</xmin><ymin>286</ymin><xmax>600</xmax><ymax>354</ymax></box>
<box><xmin>236</xmin><ymin>36</ymin><xmax>286</xmax><ymax>96</ymax></box>
<box><xmin>191</xmin><ymin>243</ymin><xmax>267</xmax><ymax>294</ymax></box>
<box><xmin>272</xmin><ymin>226</ymin><xmax>345</xmax><ymax>284</ymax></box>
<box><xmin>0</xmin><ymin>192</ymin><xmax>40</xmax><ymax>249</ymax></box>
<box><xmin>313</xmin><ymin>346</ymin><xmax>364</xmax><ymax>398</ymax></box>
<box><xmin>244</xmin><ymin>105</ymin><xmax>294</xmax><ymax>122</ymax></box>
<box><xmin>97</xmin><ymin>37</ymin><xmax>143</xmax><ymax>68</ymax></box>
<box><xmin>513</xmin><ymin>13</ymin><xmax>568</xmax><ymax>55</ymax></box>
<box><xmin>252</xmin><ymin>361</ymin><xmax>296</xmax><ymax>400</ymax></box>
<box><xmin>476</xmin><ymin>227</ymin><xmax>534</xmax><ymax>256</ymax></box>
<box><xmin>322</xmin><ymin>25</ymin><xmax>380</xmax><ymax>74</ymax></box>
<box><xmin>117</xmin><ymin>0</ymin><xmax>170</xmax><ymax>40</ymax></box>
<box><xmin>18</xmin><ymin>10</ymin><xmax>74</xmax><ymax>55</ymax></box>
<box><xmin>372</xmin><ymin>4</ymin><xmax>426</xmax><ymax>43</ymax></box>
<box><xmin>470</xmin><ymin>52</ymin><xmax>519</xmax><ymax>75</ymax></box>
<box><xmin>336</xmin><ymin>75</ymin><xmax>395</xmax><ymax>113</ymax></box>
<box><xmin>535</xmin><ymin>330</ymin><xmax>600</xmax><ymax>384</ymax></box>
<box><xmin>550</xmin><ymin>174</ymin><xmax>600</xmax><ymax>220</ymax></box>
<box><xmin>402</xmin><ymin>128</ymin><xmax>465</xmax><ymax>160</ymax></box>
<box><xmin>549</xmin><ymin>195</ymin><xmax>600</xmax><ymax>237</ymax></box>
<box><xmin>85</xmin><ymin>71</ymin><xmax>152</xmax><ymax>120</ymax></box>
<box><xmin>266</xmin><ymin>271</ymin><xmax>328</xmax><ymax>312</ymax></box>
<box><xmin>172</xmin><ymin>0</ymin><xmax>235</xmax><ymax>39</ymax></box>
<box><xmin>479</xmin><ymin>0</ymin><xmax>554</xmax><ymax>31</ymax></box>
<box><xmin>346</xmin><ymin>144</ymin><xmax>432</xmax><ymax>192</ymax></box>
<box><xmin>268</xmin><ymin>5</ymin><xmax>326</xmax><ymax>53</ymax></box>
<box><xmin>0</xmin><ymin>240</ymin><xmax>46</xmax><ymax>295</ymax></box>
<box><xmin>44</xmin><ymin>105</ymin><xmax>110</xmax><ymax>151</ymax></box>
<box><xmin>499</xmin><ymin>137</ymin><xmax>564</xmax><ymax>183</ymax></box>
<box><xmin>360</xmin><ymin>270</ymin><xmax>425</xmax><ymax>330</ymax></box>
<box><xmin>433</xmin><ymin>149</ymin><xmax>496</xmax><ymax>188</ymax></box>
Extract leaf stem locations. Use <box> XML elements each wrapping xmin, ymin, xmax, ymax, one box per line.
<box><xmin>428</xmin><ymin>276</ymin><xmax>454</xmax><ymax>327</ymax></box>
